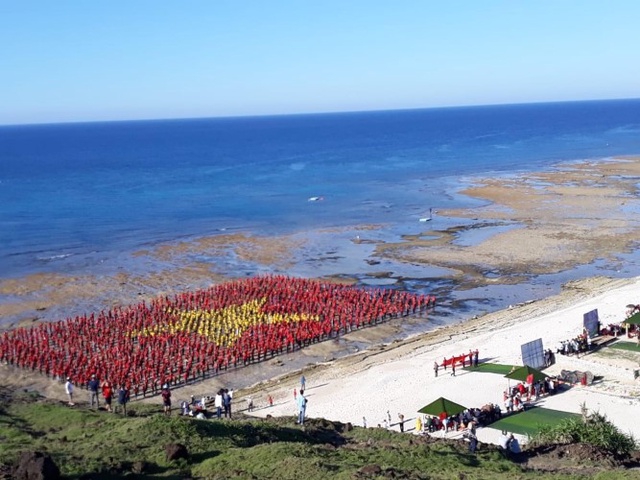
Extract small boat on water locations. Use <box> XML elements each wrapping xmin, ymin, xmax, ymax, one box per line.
<box><xmin>308</xmin><ymin>196</ymin><xmax>324</xmax><ymax>202</ymax></box>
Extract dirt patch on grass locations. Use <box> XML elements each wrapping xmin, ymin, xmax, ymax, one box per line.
<box><xmin>525</xmin><ymin>442</ymin><xmax>640</xmax><ymax>474</ymax></box>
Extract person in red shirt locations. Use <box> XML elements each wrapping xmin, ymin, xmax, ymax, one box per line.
<box><xmin>101</xmin><ymin>380</ymin><xmax>113</xmax><ymax>413</ymax></box>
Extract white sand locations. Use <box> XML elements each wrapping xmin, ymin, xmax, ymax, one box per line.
<box><xmin>246</xmin><ymin>276</ymin><xmax>640</xmax><ymax>445</ymax></box>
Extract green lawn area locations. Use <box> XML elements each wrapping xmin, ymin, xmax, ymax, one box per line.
<box><xmin>462</xmin><ymin>363</ymin><xmax>515</xmax><ymax>375</ymax></box>
<box><xmin>608</xmin><ymin>341</ymin><xmax>640</xmax><ymax>353</ymax></box>
<box><xmin>487</xmin><ymin>406</ymin><xmax>579</xmax><ymax>437</ymax></box>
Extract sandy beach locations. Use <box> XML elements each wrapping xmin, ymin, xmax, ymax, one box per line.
<box><xmin>2</xmin><ymin>157</ymin><xmax>640</xmax><ymax>446</ymax></box>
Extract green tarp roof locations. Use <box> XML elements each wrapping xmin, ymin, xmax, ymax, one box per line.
<box><xmin>504</xmin><ymin>365</ymin><xmax>547</xmax><ymax>382</ymax></box>
<box><xmin>623</xmin><ymin>311</ymin><xmax>640</xmax><ymax>325</ymax></box>
<box><xmin>417</xmin><ymin>397</ymin><xmax>467</xmax><ymax>417</ymax></box>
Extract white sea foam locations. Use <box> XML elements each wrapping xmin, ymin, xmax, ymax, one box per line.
<box><xmin>36</xmin><ymin>253</ymin><xmax>74</xmax><ymax>262</ymax></box>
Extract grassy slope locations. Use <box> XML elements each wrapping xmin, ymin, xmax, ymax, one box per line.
<box><xmin>1</xmin><ymin>391</ymin><xmax>639</xmax><ymax>479</ymax></box>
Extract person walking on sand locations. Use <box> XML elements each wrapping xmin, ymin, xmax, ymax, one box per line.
<box><xmin>398</xmin><ymin>413</ymin><xmax>405</xmax><ymax>432</ymax></box>
<box><xmin>433</xmin><ymin>361</ymin><xmax>439</xmax><ymax>377</ymax></box>
<box><xmin>65</xmin><ymin>377</ymin><xmax>75</xmax><ymax>406</ymax></box>
<box><xmin>300</xmin><ymin>375</ymin><xmax>306</xmax><ymax>390</ymax></box>
<box><xmin>296</xmin><ymin>389</ymin><xmax>307</xmax><ymax>425</ymax></box>
<box><xmin>451</xmin><ymin>362</ymin><xmax>456</xmax><ymax>377</ymax></box>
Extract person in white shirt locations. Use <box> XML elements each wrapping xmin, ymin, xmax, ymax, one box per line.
<box><xmin>498</xmin><ymin>431</ymin><xmax>510</xmax><ymax>451</ymax></box>
<box><xmin>547</xmin><ymin>377</ymin><xmax>556</xmax><ymax>395</ymax></box>
<box><xmin>65</xmin><ymin>378</ymin><xmax>75</xmax><ymax>406</ymax></box>
<box><xmin>296</xmin><ymin>390</ymin><xmax>307</xmax><ymax>425</ymax></box>
<box><xmin>214</xmin><ymin>391</ymin><xmax>223</xmax><ymax>418</ymax></box>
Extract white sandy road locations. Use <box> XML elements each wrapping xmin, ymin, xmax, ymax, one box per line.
<box><xmin>246</xmin><ymin>276</ymin><xmax>640</xmax><ymax>445</ymax></box>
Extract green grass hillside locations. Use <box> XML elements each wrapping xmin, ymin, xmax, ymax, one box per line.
<box><xmin>1</xmin><ymin>388</ymin><xmax>640</xmax><ymax>479</ymax></box>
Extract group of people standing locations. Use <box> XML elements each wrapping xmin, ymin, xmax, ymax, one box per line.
<box><xmin>64</xmin><ymin>375</ymin><xmax>130</xmax><ymax>415</ymax></box>
<box><xmin>2</xmin><ymin>276</ymin><xmax>435</xmax><ymax>399</ymax></box>
<box><xmin>557</xmin><ymin>335</ymin><xmax>591</xmax><ymax>356</ymax></box>
<box><xmin>433</xmin><ymin>349</ymin><xmax>480</xmax><ymax>377</ymax></box>
<box><xmin>503</xmin><ymin>376</ymin><xmax>557</xmax><ymax>415</ymax></box>
<box><xmin>212</xmin><ymin>388</ymin><xmax>234</xmax><ymax>419</ymax></box>
<box><xmin>176</xmin><ymin>388</ymin><xmax>236</xmax><ymax>419</ymax></box>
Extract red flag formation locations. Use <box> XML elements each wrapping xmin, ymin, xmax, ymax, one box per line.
<box><xmin>0</xmin><ymin>275</ymin><xmax>435</xmax><ymax>395</ymax></box>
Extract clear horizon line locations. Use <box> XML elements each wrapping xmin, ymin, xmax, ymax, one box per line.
<box><xmin>2</xmin><ymin>95</ymin><xmax>638</xmax><ymax>128</ymax></box>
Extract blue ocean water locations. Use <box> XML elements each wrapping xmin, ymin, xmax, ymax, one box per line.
<box><xmin>1</xmin><ymin>99</ymin><xmax>640</xmax><ymax>281</ymax></box>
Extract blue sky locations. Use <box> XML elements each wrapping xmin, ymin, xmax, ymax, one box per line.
<box><xmin>2</xmin><ymin>1</ymin><xmax>639</xmax><ymax>125</ymax></box>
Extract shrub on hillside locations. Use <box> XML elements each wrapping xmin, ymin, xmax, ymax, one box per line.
<box><xmin>530</xmin><ymin>404</ymin><xmax>637</xmax><ymax>458</ymax></box>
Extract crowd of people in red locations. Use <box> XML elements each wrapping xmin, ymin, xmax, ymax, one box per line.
<box><xmin>0</xmin><ymin>275</ymin><xmax>435</xmax><ymax>396</ymax></box>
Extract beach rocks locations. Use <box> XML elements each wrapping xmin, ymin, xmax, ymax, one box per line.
<box><xmin>131</xmin><ymin>460</ymin><xmax>149</xmax><ymax>474</ymax></box>
<box><xmin>165</xmin><ymin>443</ymin><xmax>189</xmax><ymax>462</ymax></box>
<box><xmin>359</xmin><ymin>464</ymin><xmax>382</xmax><ymax>475</ymax></box>
<box><xmin>357</xmin><ymin>464</ymin><xmax>410</xmax><ymax>479</ymax></box>
<box><xmin>13</xmin><ymin>451</ymin><xmax>60</xmax><ymax>480</ymax></box>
